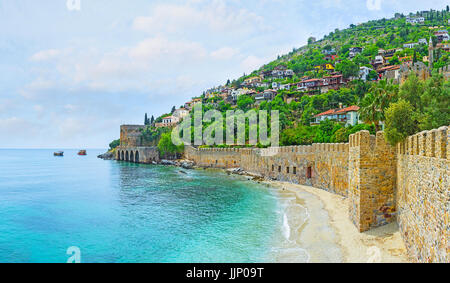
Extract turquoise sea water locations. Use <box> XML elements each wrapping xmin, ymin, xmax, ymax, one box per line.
<box><xmin>0</xmin><ymin>149</ymin><xmax>287</xmax><ymax>263</ymax></box>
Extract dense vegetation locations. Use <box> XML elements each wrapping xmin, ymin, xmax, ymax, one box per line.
<box><xmin>125</xmin><ymin>8</ymin><xmax>449</xmax><ymax>151</ymax></box>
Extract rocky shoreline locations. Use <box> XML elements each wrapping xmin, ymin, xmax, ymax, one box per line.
<box><xmin>98</xmin><ymin>150</ymin><xmax>268</xmax><ymax>182</ymax></box>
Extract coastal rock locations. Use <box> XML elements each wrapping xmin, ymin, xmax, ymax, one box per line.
<box><xmin>97</xmin><ymin>151</ymin><xmax>114</xmax><ymax>160</ymax></box>
<box><xmin>227</xmin><ymin>168</ymin><xmax>243</xmax><ymax>174</ymax></box>
<box><xmin>180</xmin><ymin>160</ymin><xmax>194</xmax><ymax>169</ymax></box>
<box><xmin>161</xmin><ymin>160</ymin><xmax>176</xmax><ymax>166</ymax></box>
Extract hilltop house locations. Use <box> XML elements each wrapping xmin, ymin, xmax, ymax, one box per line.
<box><xmin>297</xmin><ymin>78</ymin><xmax>321</xmax><ymax>94</ymax></box>
<box><xmin>406</xmin><ymin>16</ymin><xmax>425</xmax><ymax>24</ymax></box>
<box><xmin>320</xmin><ymin>75</ymin><xmax>344</xmax><ymax>93</ymax></box>
<box><xmin>377</xmin><ymin>65</ymin><xmax>401</xmax><ymax>81</ymax></box>
<box><xmin>279</xmin><ymin>83</ymin><xmax>291</xmax><ymax>91</ymax></box>
<box><xmin>418</xmin><ymin>38</ymin><xmax>427</xmax><ymax>44</ymax></box>
<box><xmin>434</xmin><ymin>30</ymin><xmax>449</xmax><ymax>43</ymax></box>
<box><xmin>312</xmin><ymin>105</ymin><xmax>360</xmax><ymax>126</ymax></box>
<box><xmin>231</xmin><ymin>88</ymin><xmax>253</xmax><ymax>102</ymax></box>
<box><xmin>403</xmin><ymin>42</ymin><xmax>419</xmax><ymax>49</ymax></box>
<box><xmin>322</xmin><ymin>48</ymin><xmax>336</xmax><ymax>55</ymax></box>
<box><xmin>155</xmin><ymin>115</ymin><xmax>180</xmax><ymax>128</ymax></box>
<box><xmin>349</xmin><ymin>47</ymin><xmax>363</xmax><ymax>58</ymax></box>
<box><xmin>270</xmin><ymin>66</ymin><xmax>294</xmax><ymax>79</ymax></box>
<box><xmin>184</xmin><ymin>98</ymin><xmax>202</xmax><ymax>110</ymax></box>
<box><xmin>372</xmin><ymin>55</ymin><xmax>385</xmax><ymax>68</ymax></box>
<box><xmin>173</xmin><ymin>108</ymin><xmax>189</xmax><ymax>120</ymax></box>
<box><xmin>324</xmin><ymin>54</ymin><xmax>338</xmax><ymax>61</ymax></box>
<box><xmin>243</xmin><ymin>76</ymin><xmax>262</xmax><ymax>86</ymax></box>
<box><xmin>314</xmin><ymin>63</ymin><xmax>335</xmax><ymax>72</ymax></box>
<box><xmin>359</xmin><ymin>66</ymin><xmax>373</xmax><ymax>81</ymax></box>
<box><xmin>254</xmin><ymin>90</ymin><xmax>277</xmax><ymax>104</ymax></box>
<box><xmin>271</xmin><ymin>82</ymin><xmax>280</xmax><ymax>90</ymax></box>
<box><xmin>297</xmin><ymin>75</ymin><xmax>344</xmax><ymax>95</ymax></box>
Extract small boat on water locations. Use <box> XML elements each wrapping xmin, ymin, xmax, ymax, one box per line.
<box><xmin>78</xmin><ymin>150</ymin><xmax>87</xmax><ymax>156</ymax></box>
<box><xmin>54</xmin><ymin>151</ymin><xmax>64</xmax><ymax>156</ymax></box>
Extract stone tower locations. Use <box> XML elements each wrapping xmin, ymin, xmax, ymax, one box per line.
<box><xmin>428</xmin><ymin>37</ymin><xmax>434</xmax><ymax>69</ymax></box>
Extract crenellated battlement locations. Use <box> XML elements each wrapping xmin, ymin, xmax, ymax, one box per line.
<box><xmin>184</xmin><ymin>128</ymin><xmax>448</xmax><ymax>262</ymax></box>
<box><xmin>397</xmin><ymin>126</ymin><xmax>448</xmax><ymax>159</ymax></box>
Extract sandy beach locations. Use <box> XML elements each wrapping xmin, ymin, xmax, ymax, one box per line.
<box><xmin>267</xmin><ymin>180</ymin><xmax>409</xmax><ymax>263</ymax></box>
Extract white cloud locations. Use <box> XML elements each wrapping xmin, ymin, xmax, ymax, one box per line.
<box><xmin>0</xmin><ymin>117</ymin><xmax>39</xmax><ymax>138</ymax></box>
<box><xmin>210</xmin><ymin>47</ymin><xmax>239</xmax><ymax>60</ymax></box>
<box><xmin>366</xmin><ymin>0</ymin><xmax>382</xmax><ymax>11</ymax></box>
<box><xmin>241</xmin><ymin>55</ymin><xmax>267</xmax><ymax>74</ymax></box>
<box><xmin>30</xmin><ymin>49</ymin><xmax>61</xmax><ymax>61</ymax></box>
<box><xmin>132</xmin><ymin>1</ymin><xmax>266</xmax><ymax>36</ymax></box>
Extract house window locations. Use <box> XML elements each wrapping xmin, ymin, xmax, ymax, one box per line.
<box><xmin>293</xmin><ymin>167</ymin><xmax>297</xmax><ymax>175</ymax></box>
<box><xmin>307</xmin><ymin>167</ymin><xmax>312</xmax><ymax>179</ymax></box>
<box><xmin>272</xmin><ymin>165</ymin><xmax>274</xmax><ymax>171</ymax></box>
<box><xmin>286</xmin><ymin>167</ymin><xmax>290</xmax><ymax>174</ymax></box>
<box><xmin>278</xmin><ymin>166</ymin><xmax>281</xmax><ymax>173</ymax></box>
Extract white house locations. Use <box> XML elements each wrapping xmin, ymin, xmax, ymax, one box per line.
<box><xmin>173</xmin><ymin>108</ymin><xmax>189</xmax><ymax>120</ymax></box>
<box><xmin>359</xmin><ymin>66</ymin><xmax>373</xmax><ymax>81</ymax></box>
<box><xmin>418</xmin><ymin>38</ymin><xmax>427</xmax><ymax>44</ymax></box>
<box><xmin>313</xmin><ymin>105</ymin><xmax>361</xmax><ymax>126</ymax></box>
<box><xmin>279</xmin><ymin>84</ymin><xmax>291</xmax><ymax>91</ymax></box>
<box><xmin>403</xmin><ymin>42</ymin><xmax>419</xmax><ymax>49</ymax></box>
<box><xmin>272</xmin><ymin>82</ymin><xmax>280</xmax><ymax>90</ymax></box>
<box><xmin>406</xmin><ymin>16</ymin><xmax>425</xmax><ymax>24</ymax></box>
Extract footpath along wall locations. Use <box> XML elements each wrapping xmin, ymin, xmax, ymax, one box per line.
<box><xmin>185</xmin><ymin>127</ymin><xmax>449</xmax><ymax>263</ymax></box>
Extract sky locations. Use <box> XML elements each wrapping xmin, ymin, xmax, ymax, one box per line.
<box><xmin>0</xmin><ymin>0</ymin><xmax>447</xmax><ymax>148</ymax></box>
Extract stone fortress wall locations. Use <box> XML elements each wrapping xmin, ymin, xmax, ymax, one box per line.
<box><xmin>185</xmin><ymin>127</ymin><xmax>449</xmax><ymax>263</ymax></box>
<box><xmin>395</xmin><ymin>126</ymin><xmax>448</xmax><ymax>263</ymax></box>
<box><xmin>116</xmin><ymin>125</ymin><xmax>160</xmax><ymax>164</ymax></box>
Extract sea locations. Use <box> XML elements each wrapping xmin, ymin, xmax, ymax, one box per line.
<box><xmin>0</xmin><ymin>149</ymin><xmax>341</xmax><ymax>263</ymax></box>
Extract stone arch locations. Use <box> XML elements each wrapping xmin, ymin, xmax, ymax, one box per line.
<box><xmin>135</xmin><ymin>151</ymin><xmax>140</xmax><ymax>163</ymax></box>
<box><xmin>130</xmin><ymin>151</ymin><xmax>134</xmax><ymax>162</ymax></box>
<box><xmin>116</xmin><ymin>151</ymin><xmax>120</xmax><ymax>160</ymax></box>
<box><xmin>126</xmin><ymin>151</ymin><xmax>129</xmax><ymax>161</ymax></box>
<box><xmin>121</xmin><ymin>151</ymin><xmax>124</xmax><ymax>161</ymax></box>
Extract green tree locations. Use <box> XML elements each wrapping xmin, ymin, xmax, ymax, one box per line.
<box><xmin>237</xmin><ymin>95</ymin><xmax>255</xmax><ymax>112</ymax></box>
<box><xmin>384</xmin><ymin>100</ymin><xmax>418</xmax><ymax>146</ymax></box>
<box><xmin>157</xmin><ymin>132</ymin><xmax>184</xmax><ymax>159</ymax></box>
<box><xmin>398</xmin><ymin>73</ymin><xmax>424</xmax><ymax>110</ymax></box>
<box><xmin>109</xmin><ymin>139</ymin><xmax>120</xmax><ymax>150</ymax></box>
<box><xmin>418</xmin><ymin>73</ymin><xmax>450</xmax><ymax>130</ymax></box>
<box><xmin>359</xmin><ymin>93</ymin><xmax>384</xmax><ymax>131</ymax></box>
<box><xmin>144</xmin><ymin>113</ymin><xmax>149</xmax><ymax>125</ymax></box>
<box><xmin>335</xmin><ymin>59</ymin><xmax>359</xmax><ymax>79</ymax></box>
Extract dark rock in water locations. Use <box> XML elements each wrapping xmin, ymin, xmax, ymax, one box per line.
<box><xmin>161</xmin><ymin>160</ymin><xmax>176</xmax><ymax>166</ymax></box>
<box><xmin>98</xmin><ymin>151</ymin><xmax>114</xmax><ymax>160</ymax></box>
<box><xmin>179</xmin><ymin>170</ymin><xmax>187</xmax><ymax>174</ymax></box>
<box><xmin>180</xmin><ymin>160</ymin><xmax>194</xmax><ymax>169</ymax></box>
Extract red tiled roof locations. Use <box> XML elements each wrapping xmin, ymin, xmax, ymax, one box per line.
<box><xmin>301</xmin><ymin>78</ymin><xmax>321</xmax><ymax>83</ymax></box>
<box><xmin>314</xmin><ymin>106</ymin><xmax>359</xmax><ymax>117</ymax></box>
<box><xmin>335</xmin><ymin>105</ymin><xmax>360</xmax><ymax>114</ymax></box>
<box><xmin>314</xmin><ymin>109</ymin><xmax>336</xmax><ymax>117</ymax></box>
<box><xmin>377</xmin><ymin>65</ymin><xmax>400</xmax><ymax>72</ymax></box>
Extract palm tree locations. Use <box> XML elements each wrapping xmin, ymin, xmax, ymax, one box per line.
<box><xmin>359</xmin><ymin>93</ymin><xmax>384</xmax><ymax>131</ymax></box>
<box><xmin>359</xmin><ymin>79</ymin><xmax>398</xmax><ymax>131</ymax></box>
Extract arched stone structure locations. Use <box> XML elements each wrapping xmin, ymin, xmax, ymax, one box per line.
<box><xmin>135</xmin><ymin>151</ymin><xmax>139</xmax><ymax>163</ymax></box>
<box><xmin>115</xmin><ymin>146</ymin><xmax>159</xmax><ymax>164</ymax></box>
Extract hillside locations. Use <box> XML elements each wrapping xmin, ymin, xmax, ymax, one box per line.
<box><xmin>110</xmin><ymin>8</ymin><xmax>450</xmax><ymax>154</ymax></box>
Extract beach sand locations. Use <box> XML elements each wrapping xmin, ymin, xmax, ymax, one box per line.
<box><xmin>267</xmin><ymin>180</ymin><xmax>409</xmax><ymax>263</ymax></box>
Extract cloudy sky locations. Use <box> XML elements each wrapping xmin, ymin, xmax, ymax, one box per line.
<box><xmin>0</xmin><ymin>0</ymin><xmax>446</xmax><ymax>148</ymax></box>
